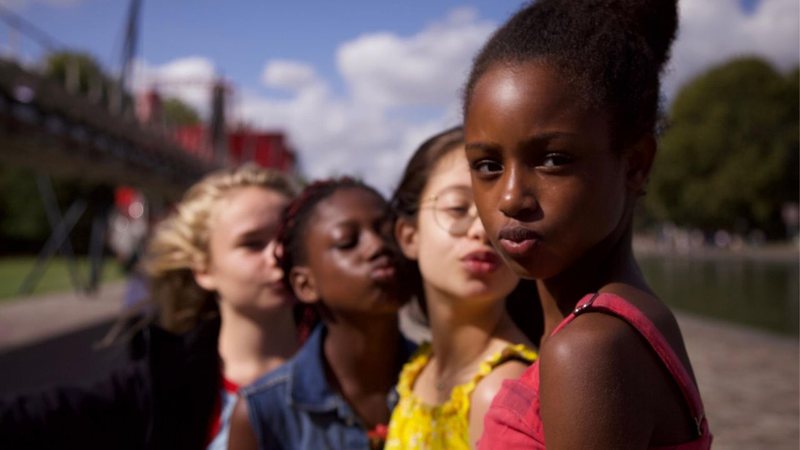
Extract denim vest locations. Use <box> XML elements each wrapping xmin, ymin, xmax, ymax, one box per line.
<box><xmin>241</xmin><ymin>325</ymin><xmax>412</xmax><ymax>450</ymax></box>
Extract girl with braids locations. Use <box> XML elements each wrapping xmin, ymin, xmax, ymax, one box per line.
<box><xmin>385</xmin><ymin>126</ymin><xmax>540</xmax><ymax>450</ymax></box>
<box><xmin>228</xmin><ymin>178</ymin><xmax>414</xmax><ymax>450</ymax></box>
<box><xmin>462</xmin><ymin>0</ymin><xmax>712</xmax><ymax>448</ymax></box>
<box><xmin>0</xmin><ymin>164</ymin><xmax>302</xmax><ymax>450</ymax></box>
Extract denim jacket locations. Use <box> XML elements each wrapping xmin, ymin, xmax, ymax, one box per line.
<box><xmin>241</xmin><ymin>325</ymin><xmax>412</xmax><ymax>450</ymax></box>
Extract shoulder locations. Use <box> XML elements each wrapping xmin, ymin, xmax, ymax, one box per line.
<box><xmin>541</xmin><ymin>310</ymin><xmax>648</xmax><ymax>383</ymax></box>
<box><xmin>537</xmin><ymin>312</ymin><xmax>656</xmax><ymax>446</ymax></box>
<box><xmin>471</xmin><ymin>359</ymin><xmax>529</xmax><ymax>411</ymax></box>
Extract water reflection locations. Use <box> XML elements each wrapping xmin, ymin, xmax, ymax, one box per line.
<box><xmin>638</xmin><ymin>253</ymin><xmax>799</xmax><ymax>335</ymax></box>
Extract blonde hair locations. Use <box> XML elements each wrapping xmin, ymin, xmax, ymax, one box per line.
<box><xmin>144</xmin><ymin>163</ymin><xmax>300</xmax><ymax>333</ymax></box>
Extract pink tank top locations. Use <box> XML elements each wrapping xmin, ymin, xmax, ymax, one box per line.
<box><xmin>478</xmin><ymin>292</ymin><xmax>712</xmax><ymax>450</ymax></box>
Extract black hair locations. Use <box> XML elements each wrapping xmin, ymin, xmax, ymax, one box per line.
<box><xmin>275</xmin><ymin>177</ymin><xmax>389</xmax><ymax>337</ymax></box>
<box><xmin>275</xmin><ymin>176</ymin><xmax>387</xmax><ymax>291</ymax></box>
<box><xmin>391</xmin><ymin>127</ymin><xmax>543</xmax><ymax>346</ymax></box>
<box><xmin>464</xmin><ymin>0</ymin><xmax>679</xmax><ymax>147</ymax></box>
<box><xmin>392</xmin><ymin>126</ymin><xmax>465</xmax><ymax>219</ymax></box>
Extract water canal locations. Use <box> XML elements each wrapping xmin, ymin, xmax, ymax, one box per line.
<box><xmin>638</xmin><ymin>250</ymin><xmax>799</xmax><ymax>335</ymax></box>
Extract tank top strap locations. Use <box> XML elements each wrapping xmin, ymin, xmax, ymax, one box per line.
<box><xmin>562</xmin><ymin>292</ymin><xmax>710</xmax><ymax>439</ymax></box>
<box><xmin>459</xmin><ymin>343</ymin><xmax>538</xmax><ymax>400</ymax></box>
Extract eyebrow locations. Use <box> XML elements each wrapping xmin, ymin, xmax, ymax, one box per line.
<box><xmin>233</xmin><ymin>224</ymin><xmax>277</xmax><ymax>240</ymax></box>
<box><xmin>464</xmin><ymin>141</ymin><xmax>498</xmax><ymax>153</ymax></box>
<box><xmin>465</xmin><ymin>131</ymin><xmax>579</xmax><ymax>153</ymax></box>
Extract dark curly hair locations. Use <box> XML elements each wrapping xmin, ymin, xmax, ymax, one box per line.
<box><xmin>464</xmin><ymin>0</ymin><xmax>678</xmax><ymax>147</ymax></box>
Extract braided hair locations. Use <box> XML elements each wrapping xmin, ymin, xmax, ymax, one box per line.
<box><xmin>275</xmin><ymin>177</ymin><xmax>386</xmax><ymax>289</ymax></box>
<box><xmin>274</xmin><ymin>177</ymin><xmax>388</xmax><ymax>335</ymax></box>
<box><xmin>464</xmin><ymin>0</ymin><xmax>678</xmax><ymax>148</ymax></box>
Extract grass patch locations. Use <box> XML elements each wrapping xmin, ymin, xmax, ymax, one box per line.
<box><xmin>0</xmin><ymin>256</ymin><xmax>124</xmax><ymax>301</ymax></box>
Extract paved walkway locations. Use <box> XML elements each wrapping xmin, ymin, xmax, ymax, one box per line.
<box><xmin>0</xmin><ymin>282</ymin><xmax>125</xmax><ymax>352</ymax></box>
<box><xmin>678</xmin><ymin>312</ymin><xmax>799</xmax><ymax>449</ymax></box>
<box><xmin>0</xmin><ymin>284</ymin><xmax>797</xmax><ymax>448</ymax></box>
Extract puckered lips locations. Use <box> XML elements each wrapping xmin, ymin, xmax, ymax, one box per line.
<box><xmin>369</xmin><ymin>255</ymin><xmax>398</xmax><ymax>283</ymax></box>
<box><xmin>497</xmin><ymin>225</ymin><xmax>541</xmax><ymax>257</ymax></box>
<box><xmin>461</xmin><ymin>249</ymin><xmax>502</xmax><ymax>276</ymax></box>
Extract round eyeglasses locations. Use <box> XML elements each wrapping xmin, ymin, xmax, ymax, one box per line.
<box><xmin>418</xmin><ymin>186</ymin><xmax>479</xmax><ymax>237</ymax></box>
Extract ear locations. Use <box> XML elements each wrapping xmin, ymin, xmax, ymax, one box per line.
<box><xmin>193</xmin><ymin>263</ymin><xmax>217</xmax><ymax>292</ymax></box>
<box><xmin>395</xmin><ymin>217</ymin><xmax>419</xmax><ymax>260</ymax></box>
<box><xmin>289</xmin><ymin>266</ymin><xmax>320</xmax><ymax>304</ymax></box>
<box><xmin>624</xmin><ymin>135</ymin><xmax>656</xmax><ymax>195</ymax></box>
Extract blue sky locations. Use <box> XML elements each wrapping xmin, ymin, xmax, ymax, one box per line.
<box><xmin>1</xmin><ymin>0</ymin><xmax>798</xmax><ymax>192</ymax></box>
<box><xmin>5</xmin><ymin>1</ymin><xmax>524</xmax><ymax>98</ymax></box>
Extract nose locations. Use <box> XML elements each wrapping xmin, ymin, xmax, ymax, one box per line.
<box><xmin>264</xmin><ymin>240</ymin><xmax>284</xmax><ymax>281</ymax></box>
<box><xmin>497</xmin><ymin>166</ymin><xmax>538</xmax><ymax>220</ymax></box>
<box><xmin>363</xmin><ymin>229</ymin><xmax>391</xmax><ymax>260</ymax></box>
<box><xmin>464</xmin><ymin>206</ymin><xmax>489</xmax><ymax>242</ymax></box>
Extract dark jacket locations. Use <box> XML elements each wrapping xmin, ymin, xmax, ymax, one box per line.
<box><xmin>0</xmin><ymin>318</ymin><xmax>221</xmax><ymax>450</ymax></box>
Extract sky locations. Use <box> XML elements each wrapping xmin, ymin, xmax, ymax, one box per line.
<box><xmin>0</xmin><ymin>0</ymin><xmax>798</xmax><ymax>193</ymax></box>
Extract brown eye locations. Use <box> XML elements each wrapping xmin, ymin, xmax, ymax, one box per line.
<box><xmin>541</xmin><ymin>152</ymin><xmax>573</xmax><ymax>168</ymax></box>
<box><xmin>472</xmin><ymin>159</ymin><xmax>503</xmax><ymax>176</ymax></box>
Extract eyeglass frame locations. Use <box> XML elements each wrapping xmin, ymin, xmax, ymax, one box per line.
<box><xmin>416</xmin><ymin>185</ymin><xmax>481</xmax><ymax>237</ymax></box>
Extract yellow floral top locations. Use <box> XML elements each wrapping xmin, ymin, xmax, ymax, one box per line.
<box><xmin>385</xmin><ymin>342</ymin><xmax>537</xmax><ymax>450</ymax></box>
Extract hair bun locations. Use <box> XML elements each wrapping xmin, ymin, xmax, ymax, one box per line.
<box><xmin>596</xmin><ymin>0</ymin><xmax>679</xmax><ymax>71</ymax></box>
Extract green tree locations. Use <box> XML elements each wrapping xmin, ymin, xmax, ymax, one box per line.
<box><xmin>0</xmin><ymin>53</ymin><xmax>124</xmax><ymax>254</ymax></box>
<box><xmin>646</xmin><ymin>57</ymin><xmax>799</xmax><ymax>238</ymax></box>
<box><xmin>44</xmin><ymin>51</ymin><xmax>113</xmax><ymax>102</ymax></box>
<box><xmin>163</xmin><ymin>97</ymin><xmax>201</xmax><ymax>126</ymax></box>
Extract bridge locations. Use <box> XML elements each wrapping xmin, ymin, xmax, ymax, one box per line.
<box><xmin>0</xmin><ymin>2</ymin><xmax>297</xmax><ymax>295</ymax></box>
<box><xmin>0</xmin><ymin>57</ymin><xmax>220</xmax><ymax>200</ymax></box>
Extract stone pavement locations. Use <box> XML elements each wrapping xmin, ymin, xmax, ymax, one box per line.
<box><xmin>0</xmin><ymin>284</ymin><xmax>797</xmax><ymax>448</ymax></box>
<box><xmin>0</xmin><ymin>281</ymin><xmax>125</xmax><ymax>352</ymax></box>
<box><xmin>677</xmin><ymin>312</ymin><xmax>799</xmax><ymax>449</ymax></box>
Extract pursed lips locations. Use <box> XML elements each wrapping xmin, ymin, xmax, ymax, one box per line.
<box><xmin>461</xmin><ymin>249</ymin><xmax>502</xmax><ymax>274</ymax></box>
<box><xmin>369</xmin><ymin>255</ymin><xmax>397</xmax><ymax>282</ymax></box>
<box><xmin>497</xmin><ymin>225</ymin><xmax>541</xmax><ymax>256</ymax></box>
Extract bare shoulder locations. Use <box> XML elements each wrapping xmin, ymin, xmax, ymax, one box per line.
<box><xmin>472</xmin><ymin>359</ymin><xmax>530</xmax><ymax>408</ymax></box>
<box><xmin>469</xmin><ymin>359</ymin><xmax>531</xmax><ymax>447</ymax></box>
<box><xmin>601</xmin><ymin>284</ymin><xmax>694</xmax><ymax>378</ymax></box>
<box><xmin>537</xmin><ymin>313</ymin><xmax>657</xmax><ymax>447</ymax></box>
<box><xmin>541</xmin><ymin>311</ymin><xmax>649</xmax><ymax>381</ymax></box>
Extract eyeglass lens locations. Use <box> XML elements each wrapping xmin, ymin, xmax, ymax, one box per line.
<box><xmin>432</xmin><ymin>186</ymin><xmax>478</xmax><ymax>236</ymax></box>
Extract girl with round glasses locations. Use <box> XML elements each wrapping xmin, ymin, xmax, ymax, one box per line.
<box><xmin>386</xmin><ymin>127</ymin><xmax>541</xmax><ymax>449</ymax></box>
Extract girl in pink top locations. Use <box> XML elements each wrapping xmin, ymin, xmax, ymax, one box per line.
<box><xmin>461</xmin><ymin>0</ymin><xmax>712</xmax><ymax>448</ymax></box>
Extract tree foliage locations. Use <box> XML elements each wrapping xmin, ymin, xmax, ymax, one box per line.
<box><xmin>0</xmin><ymin>52</ymin><xmax>122</xmax><ymax>254</ymax></box>
<box><xmin>163</xmin><ymin>97</ymin><xmax>201</xmax><ymax>126</ymax></box>
<box><xmin>44</xmin><ymin>51</ymin><xmax>114</xmax><ymax>102</ymax></box>
<box><xmin>646</xmin><ymin>57</ymin><xmax>799</xmax><ymax>238</ymax></box>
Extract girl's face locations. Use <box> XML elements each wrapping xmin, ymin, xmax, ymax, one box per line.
<box><xmin>195</xmin><ymin>186</ymin><xmax>292</xmax><ymax>315</ymax></box>
<box><xmin>398</xmin><ymin>148</ymin><xmax>518</xmax><ymax>304</ymax></box>
<box><xmin>464</xmin><ymin>62</ymin><xmax>632</xmax><ymax>280</ymax></box>
<box><xmin>294</xmin><ymin>188</ymin><xmax>407</xmax><ymax>317</ymax></box>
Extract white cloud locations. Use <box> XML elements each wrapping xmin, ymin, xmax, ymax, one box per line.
<box><xmin>262</xmin><ymin>60</ymin><xmax>319</xmax><ymax>92</ymax></box>
<box><xmin>137</xmin><ymin>2</ymin><xmax>798</xmax><ymax>194</ymax></box>
<box><xmin>664</xmin><ymin>0</ymin><xmax>799</xmax><ymax>98</ymax></box>
<box><xmin>234</xmin><ymin>7</ymin><xmax>489</xmax><ymax>193</ymax></box>
<box><xmin>337</xmin><ymin>7</ymin><xmax>494</xmax><ymax>109</ymax></box>
<box><xmin>131</xmin><ymin>56</ymin><xmax>217</xmax><ymax>117</ymax></box>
